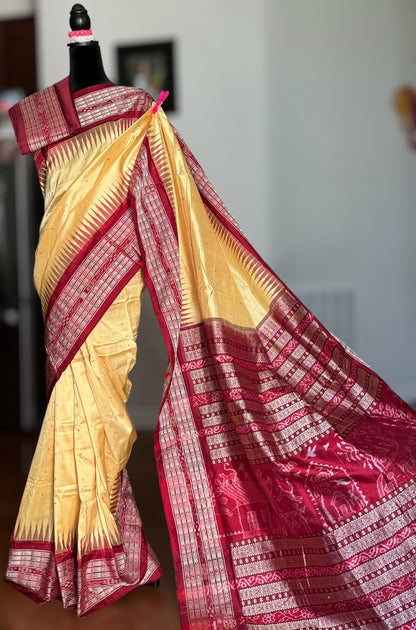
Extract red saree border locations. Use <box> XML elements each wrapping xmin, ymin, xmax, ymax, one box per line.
<box><xmin>10</xmin><ymin>538</ymin><xmax>54</xmax><ymax>551</ymax></box>
<box><xmin>4</xmin><ymin>547</ymin><xmax>162</xmax><ymax>617</ymax></box>
<box><xmin>72</xmin><ymin>82</ymin><xmax>116</xmax><ymax>100</ymax></box>
<box><xmin>8</xmin><ymin>77</ymin><xmax>81</xmax><ymax>155</ymax></box>
<box><xmin>5</xmin><ymin>469</ymin><xmax>163</xmax><ymax>616</ymax></box>
<box><xmin>7</xmin><ymin>103</ymin><xmax>29</xmax><ymax>154</ymax></box>
<box><xmin>143</xmin><ymin>139</ymin><xmax>178</xmax><ymax>239</ymax></box>
<box><xmin>154</xmin><ymin>401</ymin><xmax>247</xmax><ymax>629</ymax></box>
<box><xmin>259</xmin><ymin>568</ymin><xmax>416</xmax><ymax>623</ymax></box>
<box><xmin>9</xmin><ymin>539</ymin><xmax>128</xmax><ymax>564</ymax></box>
<box><xmin>44</xmin><ymin>198</ymin><xmax>131</xmax><ymax>320</ymax></box>
<box><xmin>53</xmin><ymin>77</ymin><xmax>81</xmax><ymax>136</ymax></box>
<box><xmin>46</xmin><ymin>260</ymin><xmax>142</xmax><ymax>399</ymax></box>
<box><xmin>81</xmin><ymin>567</ymin><xmax>163</xmax><ymax>617</ymax></box>
<box><xmin>130</xmin><ymin>142</ymin><xmax>179</xmax><ymax>377</ymax></box>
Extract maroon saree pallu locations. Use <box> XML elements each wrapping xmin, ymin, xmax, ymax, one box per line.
<box><xmin>4</xmin><ymin>78</ymin><xmax>416</xmax><ymax>628</ymax></box>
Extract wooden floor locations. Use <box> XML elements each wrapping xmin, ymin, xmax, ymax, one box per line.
<box><xmin>0</xmin><ymin>432</ymin><xmax>181</xmax><ymax>630</ymax></box>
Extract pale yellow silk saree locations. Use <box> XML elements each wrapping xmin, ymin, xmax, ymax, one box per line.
<box><xmin>5</xmin><ymin>79</ymin><xmax>416</xmax><ymax>628</ymax></box>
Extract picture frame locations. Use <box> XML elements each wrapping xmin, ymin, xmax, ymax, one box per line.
<box><xmin>117</xmin><ymin>41</ymin><xmax>176</xmax><ymax>112</ymax></box>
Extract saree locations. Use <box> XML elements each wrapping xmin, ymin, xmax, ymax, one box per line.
<box><xmin>5</xmin><ymin>78</ymin><xmax>416</xmax><ymax>628</ymax></box>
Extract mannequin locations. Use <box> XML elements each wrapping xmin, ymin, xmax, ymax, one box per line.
<box><xmin>69</xmin><ymin>9</ymin><xmax>160</xmax><ymax>591</ymax></box>
<box><xmin>68</xmin><ymin>4</ymin><xmax>113</xmax><ymax>92</ymax></box>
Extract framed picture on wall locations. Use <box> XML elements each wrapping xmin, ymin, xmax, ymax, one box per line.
<box><xmin>117</xmin><ymin>41</ymin><xmax>176</xmax><ymax>112</ymax></box>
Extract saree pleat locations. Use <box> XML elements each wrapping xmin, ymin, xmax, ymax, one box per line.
<box><xmin>5</xmin><ymin>272</ymin><xmax>162</xmax><ymax>614</ymax></box>
<box><xmin>5</xmin><ymin>81</ymin><xmax>416</xmax><ymax>627</ymax></box>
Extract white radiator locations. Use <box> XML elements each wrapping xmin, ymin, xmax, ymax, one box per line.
<box><xmin>294</xmin><ymin>285</ymin><xmax>356</xmax><ymax>349</ymax></box>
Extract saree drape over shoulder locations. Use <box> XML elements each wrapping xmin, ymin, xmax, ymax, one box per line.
<box><xmin>5</xmin><ymin>79</ymin><xmax>416</xmax><ymax>628</ymax></box>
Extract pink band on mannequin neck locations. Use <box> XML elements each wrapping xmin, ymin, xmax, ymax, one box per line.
<box><xmin>68</xmin><ymin>29</ymin><xmax>93</xmax><ymax>43</ymax></box>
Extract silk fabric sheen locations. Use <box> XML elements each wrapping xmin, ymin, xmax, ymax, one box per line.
<box><xmin>5</xmin><ymin>81</ymin><xmax>416</xmax><ymax>628</ymax></box>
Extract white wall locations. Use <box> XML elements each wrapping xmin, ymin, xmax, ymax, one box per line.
<box><xmin>398</xmin><ymin>0</ymin><xmax>416</xmax><ymax>395</ymax></box>
<box><xmin>35</xmin><ymin>1</ymin><xmax>416</xmax><ymax>410</ymax></box>
<box><xmin>267</xmin><ymin>0</ymin><xmax>416</xmax><ymax>400</ymax></box>
<box><xmin>36</xmin><ymin>0</ymin><xmax>271</xmax><ymax>259</ymax></box>
<box><xmin>0</xmin><ymin>0</ymin><xmax>33</xmax><ymax>19</ymax></box>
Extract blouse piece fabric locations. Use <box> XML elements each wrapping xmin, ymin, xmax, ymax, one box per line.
<box><xmin>5</xmin><ymin>78</ymin><xmax>416</xmax><ymax>629</ymax></box>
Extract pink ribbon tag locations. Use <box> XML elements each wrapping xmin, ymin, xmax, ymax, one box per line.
<box><xmin>152</xmin><ymin>90</ymin><xmax>170</xmax><ymax>114</ymax></box>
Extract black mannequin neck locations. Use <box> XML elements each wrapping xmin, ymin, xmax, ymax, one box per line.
<box><xmin>69</xmin><ymin>41</ymin><xmax>113</xmax><ymax>93</ymax></box>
